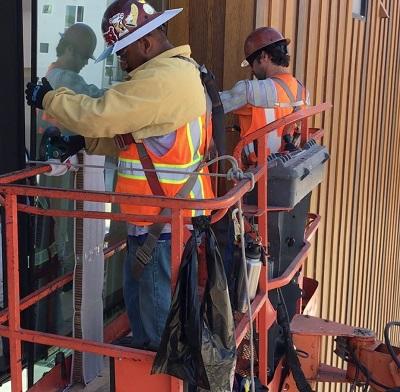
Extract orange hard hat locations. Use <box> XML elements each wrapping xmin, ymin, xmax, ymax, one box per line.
<box><xmin>241</xmin><ymin>27</ymin><xmax>290</xmax><ymax>67</ymax></box>
<box><xmin>96</xmin><ymin>0</ymin><xmax>182</xmax><ymax>62</ymax></box>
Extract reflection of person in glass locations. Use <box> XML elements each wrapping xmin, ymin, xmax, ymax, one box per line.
<box><xmin>38</xmin><ymin>23</ymin><xmax>104</xmax><ymax>135</ymax></box>
<box><xmin>35</xmin><ymin>23</ymin><xmax>105</xmax><ymax>336</ymax></box>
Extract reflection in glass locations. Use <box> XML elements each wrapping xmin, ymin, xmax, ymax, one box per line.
<box><xmin>29</xmin><ymin>0</ymin><xmax>170</xmax><ymax>384</ymax></box>
<box><xmin>32</xmin><ymin>0</ymin><xmax>136</xmax><ymax>383</ymax></box>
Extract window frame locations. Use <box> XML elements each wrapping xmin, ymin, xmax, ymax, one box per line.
<box><xmin>39</xmin><ymin>42</ymin><xmax>49</xmax><ymax>53</ymax></box>
<box><xmin>352</xmin><ymin>0</ymin><xmax>368</xmax><ymax>20</ymax></box>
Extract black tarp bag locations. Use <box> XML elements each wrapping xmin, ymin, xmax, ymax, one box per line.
<box><xmin>152</xmin><ymin>216</ymin><xmax>236</xmax><ymax>391</ymax></box>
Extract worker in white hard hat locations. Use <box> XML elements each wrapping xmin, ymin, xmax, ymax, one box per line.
<box><xmin>26</xmin><ymin>0</ymin><xmax>214</xmax><ymax>350</ymax></box>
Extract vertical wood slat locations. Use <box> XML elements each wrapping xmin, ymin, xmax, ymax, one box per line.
<box><xmin>223</xmin><ymin>1</ymin><xmax>257</xmax><ymax>89</ymax></box>
<box><xmin>167</xmin><ymin>0</ymin><xmax>190</xmax><ymax>46</ymax></box>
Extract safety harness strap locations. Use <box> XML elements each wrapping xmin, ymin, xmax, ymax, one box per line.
<box><xmin>131</xmin><ymin>57</ymin><xmax>226</xmax><ymax>277</ymax></box>
<box><xmin>136</xmin><ymin>143</ymin><xmax>165</xmax><ymax>197</ymax></box>
<box><xmin>113</xmin><ymin>132</ymin><xmax>201</xmax><ymax>280</ymax></box>
<box><xmin>270</xmin><ymin>77</ymin><xmax>304</xmax><ymax>112</ymax></box>
<box><xmin>131</xmin><ymin>166</ymin><xmax>201</xmax><ymax>280</ymax></box>
<box><xmin>173</xmin><ymin>55</ymin><xmax>226</xmax><ymax>157</ymax></box>
<box><xmin>114</xmin><ymin>56</ymin><xmax>221</xmax><ymax>280</ymax></box>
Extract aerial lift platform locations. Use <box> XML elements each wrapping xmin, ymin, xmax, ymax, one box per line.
<box><xmin>0</xmin><ymin>103</ymin><xmax>399</xmax><ymax>391</ymax></box>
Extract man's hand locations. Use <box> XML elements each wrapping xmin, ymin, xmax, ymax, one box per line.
<box><xmin>25</xmin><ymin>77</ymin><xmax>53</xmax><ymax>109</ymax></box>
<box><xmin>39</xmin><ymin>127</ymin><xmax>85</xmax><ymax>162</ymax></box>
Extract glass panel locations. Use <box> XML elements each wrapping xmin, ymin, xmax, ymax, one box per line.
<box><xmin>353</xmin><ymin>0</ymin><xmax>367</xmax><ymax>17</ymax></box>
<box><xmin>39</xmin><ymin>43</ymin><xmax>49</xmax><ymax>53</ymax></box>
<box><xmin>352</xmin><ymin>0</ymin><xmax>361</xmax><ymax>14</ymax></box>
<box><xmin>77</xmin><ymin>6</ymin><xmax>84</xmax><ymax>23</ymax></box>
<box><xmin>31</xmin><ymin>0</ymin><xmax>140</xmax><ymax>381</ymax></box>
<box><xmin>65</xmin><ymin>5</ymin><xmax>76</xmax><ymax>29</ymax></box>
<box><xmin>42</xmin><ymin>4</ymin><xmax>52</xmax><ymax>14</ymax></box>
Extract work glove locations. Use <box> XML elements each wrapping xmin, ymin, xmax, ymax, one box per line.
<box><xmin>282</xmin><ymin>134</ymin><xmax>298</xmax><ymax>152</ymax></box>
<box><xmin>45</xmin><ymin>156</ymin><xmax>79</xmax><ymax>177</ymax></box>
<box><xmin>39</xmin><ymin>127</ymin><xmax>85</xmax><ymax>162</ymax></box>
<box><xmin>25</xmin><ymin>77</ymin><xmax>53</xmax><ymax>109</ymax></box>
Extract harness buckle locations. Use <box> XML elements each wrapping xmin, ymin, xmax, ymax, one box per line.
<box><xmin>114</xmin><ymin>133</ymin><xmax>136</xmax><ymax>151</ymax></box>
<box><xmin>114</xmin><ymin>135</ymin><xmax>128</xmax><ymax>151</ymax></box>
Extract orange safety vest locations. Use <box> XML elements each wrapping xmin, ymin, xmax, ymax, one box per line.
<box><xmin>235</xmin><ymin>73</ymin><xmax>307</xmax><ymax>155</ymax></box>
<box><xmin>116</xmin><ymin>114</ymin><xmax>214</xmax><ymax>225</ymax></box>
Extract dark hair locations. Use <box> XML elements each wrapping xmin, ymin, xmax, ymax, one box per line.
<box><xmin>264</xmin><ymin>41</ymin><xmax>290</xmax><ymax>67</ymax></box>
<box><xmin>248</xmin><ymin>40</ymin><xmax>290</xmax><ymax>67</ymax></box>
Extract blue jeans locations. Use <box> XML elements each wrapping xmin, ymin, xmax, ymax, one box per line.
<box><xmin>123</xmin><ymin>235</ymin><xmax>172</xmax><ymax>350</ymax></box>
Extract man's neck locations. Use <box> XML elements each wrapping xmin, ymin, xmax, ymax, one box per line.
<box><xmin>266</xmin><ymin>65</ymin><xmax>290</xmax><ymax>78</ymax></box>
<box><xmin>154</xmin><ymin>42</ymin><xmax>174</xmax><ymax>58</ymax></box>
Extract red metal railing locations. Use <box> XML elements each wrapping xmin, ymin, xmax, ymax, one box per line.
<box><xmin>0</xmin><ymin>104</ymin><xmax>329</xmax><ymax>391</ymax></box>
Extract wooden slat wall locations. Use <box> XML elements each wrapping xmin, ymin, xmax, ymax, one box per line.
<box><xmin>166</xmin><ymin>0</ymin><xmax>400</xmax><ymax>388</ymax></box>
<box><xmin>168</xmin><ymin>0</ymin><xmax>256</xmax><ymax>93</ymax></box>
<box><xmin>258</xmin><ymin>0</ymin><xmax>400</xmax><ymax>389</ymax></box>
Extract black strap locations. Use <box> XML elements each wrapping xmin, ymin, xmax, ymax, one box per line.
<box><xmin>277</xmin><ymin>291</ymin><xmax>313</xmax><ymax>392</ymax></box>
<box><xmin>132</xmin><ymin>139</ymin><xmax>204</xmax><ymax>280</ymax></box>
<box><xmin>173</xmin><ymin>55</ymin><xmax>226</xmax><ymax>158</ymax></box>
<box><xmin>117</xmin><ymin>55</ymin><xmax>219</xmax><ymax>279</ymax></box>
<box><xmin>114</xmin><ymin>134</ymin><xmax>201</xmax><ymax>280</ymax></box>
<box><xmin>131</xmin><ymin>163</ymin><xmax>203</xmax><ymax>280</ymax></box>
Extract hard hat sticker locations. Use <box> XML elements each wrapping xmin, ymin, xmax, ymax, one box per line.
<box><xmin>125</xmin><ymin>3</ymin><xmax>139</xmax><ymax>27</ymax></box>
<box><xmin>143</xmin><ymin>4</ymin><xmax>155</xmax><ymax>15</ymax></box>
<box><xmin>109</xmin><ymin>13</ymin><xmax>129</xmax><ymax>37</ymax></box>
<box><xmin>103</xmin><ymin>26</ymin><xmax>119</xmax><ymax>46</ymax></box>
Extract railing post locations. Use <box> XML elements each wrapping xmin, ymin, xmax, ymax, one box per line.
<box><xmin>301</xmin><ymin>117</ymin><xmax>309</xmax><ymax>145</ymax></box>
<box><xmin>5</xmin><ymin>192</ymin><xmax>23</xmax><ymax>392</ymax></box>
<box><xmin>257</xmin><ymin>133</ymin><xmax>269</xmax><ymax>386</ymax></box>
<box><xmin>171</xmin><ymin>208</ymin><xmax>184</xmax><ymax>291</ymax></box>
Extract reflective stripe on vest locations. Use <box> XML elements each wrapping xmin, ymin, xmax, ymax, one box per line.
<box><xmin>116</xmin><ymin>114</ymin><xmax>214</xmax><ymax>224</ymax></box>
<box><xmin>264</xmin><ymin>107</ymin><xmax>280</xmax><ymax>153</ymax></box>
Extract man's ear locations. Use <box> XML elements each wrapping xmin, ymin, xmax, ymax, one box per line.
<box><xmin>138</xmin><ymin>36</ymin><xmax>152</xmax><ymax>56</ymax></box>
<box><xmin>260</xmin><ymin>50</ymin><xmax>268</xmax><ymax>61</ymax></box>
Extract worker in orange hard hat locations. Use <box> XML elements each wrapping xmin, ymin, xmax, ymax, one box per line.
<box><xmin>220</xmin><ymin>26</ymin><xmax>310</xmax><ymax>163</ymax></box>
<box><xmin>26</xmin><ymin>0</ymin><xmax>214</xmax><ymax>351</ymax></box>
<box><xmin>240</xmin><ymin>26</ymin><xmax>290</xmax><ymax>69</ymax></box>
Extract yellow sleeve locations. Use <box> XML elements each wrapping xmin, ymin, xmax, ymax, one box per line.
<box><xmin>84</xmin><ymin>137</ymin><xmax>119</xmax><ymax>157</ymax></box>
<box><xmin>42</xmin><ymin>63</ymin><xmax>206</xmax><ymax>140</ymax></box>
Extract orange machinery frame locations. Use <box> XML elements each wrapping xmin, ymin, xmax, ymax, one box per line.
<box><xmin>0</xmin><ymin>104</ymin><xmax>334</xmax><ymax>391</ymax></box>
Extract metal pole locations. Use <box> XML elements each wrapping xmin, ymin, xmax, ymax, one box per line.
<box><xmin>30</xmin><ymin>0</ymin><xmax>38</xmax><ymax>160</ymax></box>
<box><xmin>28</xmin><ymin>1</ymin><xmax>38</xmax><ymax>386</ymax></box>
<box><xmin>5</xmin><ymin>193</ymin><xmax>23</xmax><ymax>392</ymax></box>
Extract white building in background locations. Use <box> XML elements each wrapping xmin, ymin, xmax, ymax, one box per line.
<box><xmin>37</xmin><ymin>0</ymin><xmax>110</xmax><ymax>88</ymax></box>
